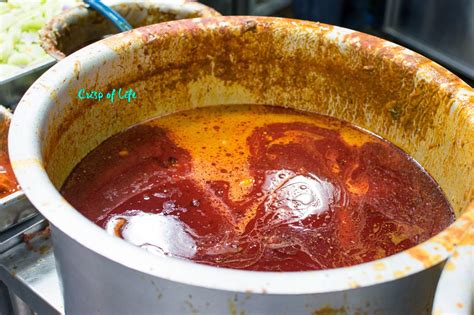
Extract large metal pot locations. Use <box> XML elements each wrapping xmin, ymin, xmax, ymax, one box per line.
<box><xmin>9</xmin><ymin>17</ymin><xmax>474</xmax><ymax>314</ymax></box>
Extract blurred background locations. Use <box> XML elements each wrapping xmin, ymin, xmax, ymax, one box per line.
<box><xmin>1</xmin><ymin>0</ymin><xmax>472</xmax><ymax>86</ymax></box>
<box><xmin>200</xmin><ymin>0</ymin><xmax>474</xmax><ymax>85</ymax></box>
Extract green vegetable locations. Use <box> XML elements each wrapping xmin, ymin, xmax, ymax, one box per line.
<box><xmin>0</xmin><ymin>0</ymin><xmax>78</xmax><ymax>79</ymax></box>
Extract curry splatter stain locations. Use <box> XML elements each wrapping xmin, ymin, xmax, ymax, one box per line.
<box><xmin>185</xmin><ymin>300</ymin><xmax>199</xmax><ymax>314</ymax></box>
<box><xmin>408</xmin><ymin>247</ymin><xmax>443</xmax><ymax>268</ymax></box>
<box><xmin>431</xmin><ymin>211</ymin><xmax>474</xmax><ymax>252</ymax></box>
<box><xmin>444</xmin><ymin>261</ymin><xmax>456</xmax><ymax>271</ymax></box>
<box><xmin>373</xmin><ymin>262</ymin><xmax>385</xmax><ymax>271</ymax></box>
<box><xmin>393</xmin><ymin>270</ymin><xmax>405</xmax><ymax>278</ymax></box>
<box><xmin>10</xmin><ymin>158</ymin><xmax>44</xmax><ymax>169</ymax></box>
<box><xmin>73</xmin><ymin>60</ymin><xmax>81</xmax><ymax>81</ymax></box>
<box><xmin>227</xmin><ymin>298</ymin><xmax>245</xmax><ymax>315</ymax></box>
<box><xmin>312</xmin><ymin>305</ymin><xmax>347</xmax><ymax>315</ymax></box>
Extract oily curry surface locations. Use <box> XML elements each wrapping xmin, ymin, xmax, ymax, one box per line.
<box><xmin>61</xmin><ymin>105</ymin><xmax>454</xmax><ymax>271</ymax></box>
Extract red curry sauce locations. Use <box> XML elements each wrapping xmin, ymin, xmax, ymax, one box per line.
<box><xmin>0</xmin><ymin>152</ymin><xmax>19</xmax><ymax>198</ymax></box>
<box><xmin>0</xmin><ymin>118</ymin><xmax>19</xmax><ymax>199</ymax></box>
<box><xmin>61</xmin><ymin>105</ymin><xmax>454</xmax><ymax>271</ymax></box>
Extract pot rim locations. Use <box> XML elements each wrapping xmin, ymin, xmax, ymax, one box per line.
<box><xmin>9</xmin><ymin>16</ymin><xmax>474</xmax><ymax>294</ymax></box>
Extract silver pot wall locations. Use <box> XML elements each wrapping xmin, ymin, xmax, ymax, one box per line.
<box><xmin>9</xmin><ymin>17</ymin><xmax>474</xmax><ymax>314</ymax></box>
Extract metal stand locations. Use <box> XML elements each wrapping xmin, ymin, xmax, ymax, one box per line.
<box><xmin>0</xmin><ymin>217</ymin><xmax>63</xmax><ymax>315</ymax></box>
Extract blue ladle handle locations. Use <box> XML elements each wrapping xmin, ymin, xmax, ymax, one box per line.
<box><xmin>83</xmin><ymin>0</ymin><xmax>133</xmax><ymax>32</ymax></box>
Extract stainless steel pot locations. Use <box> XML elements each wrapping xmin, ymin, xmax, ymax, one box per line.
<box><xmin>9</xmin><ymin>17</ymin><xmax>474</xmax><ymax>314</ymax></box>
